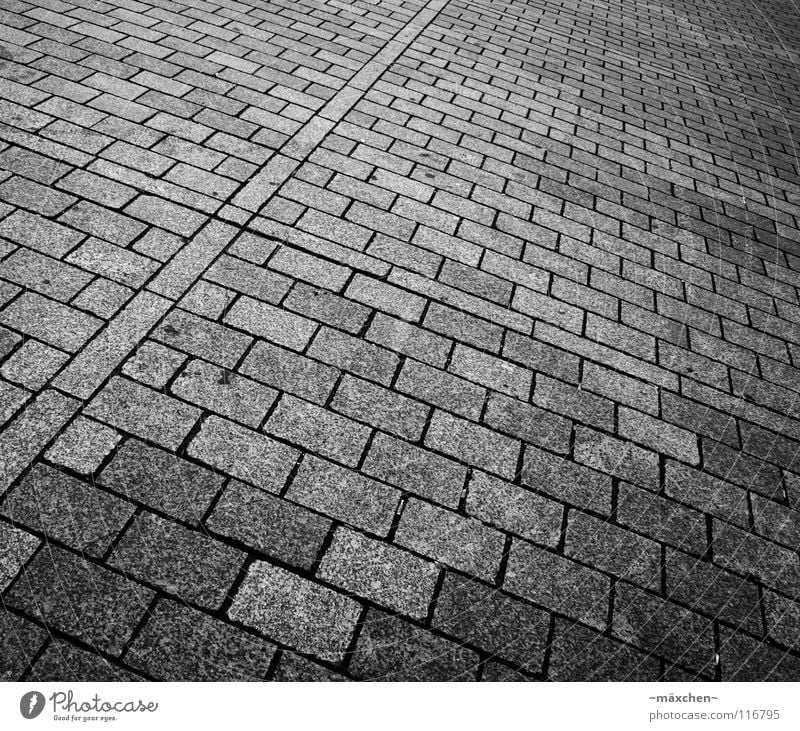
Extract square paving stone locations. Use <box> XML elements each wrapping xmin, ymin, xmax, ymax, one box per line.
<box><xmin>228</xmin><ymin>560</ymin><xmax>362</xmax><ymax>663</ymax></box>
<box><xmin>5</xmin><ymin>545</ymin><xmax>154</xmax><ymax>656</ymax></box>
<box><xmin>126</xmin><ymin>599</ymin><xmax>276</xmax><ymax>681</ymax></box>
<box><xmin>3</xmin><ymin>463</ymin><xmax>134</xmax><ymax>556</ymax></box>
<box><xmin>109</xmin><ymin>511</ymin><xmax>245</xmax><ymax>609</ymax></box>
<box><xmin>98</xmin><ymin>438</ymin><xmax>223</xmax><ymax>523</ymax></box>
<box><xmin>44</xmin><ymin>416</ymin><xmax>120</xmax><ymax>474</ymax></box>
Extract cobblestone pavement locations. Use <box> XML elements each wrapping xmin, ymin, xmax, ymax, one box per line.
<box><xmin>1</xmin><ymin>0</ymin><xmax>800</xmax><ymax>682</ymax></box>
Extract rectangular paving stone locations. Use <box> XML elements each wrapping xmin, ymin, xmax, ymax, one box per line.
<box><xmin>504</xmin><ymin>539</ymin><xmax>610</xmax><ymax>630</ymax></box>
<box><xmin>351</xmin><ymin>608</ymin><xmax>479</xmax><ymax>681</ymax></box>
<box><xmin>125</xmin><ymin>599</ymin><xmax>276</xmax><ymax>681</ymax></box>
<box><xmin>228</xmin><ymin>560</ymin><xmax>361</xmax><ymax>662</ymax></box>
<box><xmin>712</xmin><ymin>520</ymin><xmax>800</xmax><ymax>596</ymax></box>
<box><xmin>618</xmin><ymin>407</ymin><xmax>700</xmax><ymax>465</ymax></box>
<box><xmin>5</xmin><ymin>546</ymin><xmax>154</xmax><ymax>656</ymax></box>
<box><xmin>187</xmin><ymin>415</ymin><xmax>299</xmax><ymax>493</ymax></box>
<box><xmin>171</xmin><ymin>358</ymin><xmax>278</xmax><ymax>428</ymax></box>
<box><xmin>283</xmin><ymin>282</ymin><xmax>371</xmax><ymax>334</ymax></box>
<box><xmin>0</xmin><ymin>247</ymin><xmax>93</xmax><ymax>302</ymax></box>
<box><xmin>396</xmin><ymin>359</ymin><xmax>486</xmax><ymax>421</ymax></box>
<box><xmin>664</xmin><ymin>461</ymin><xmax>750</xmax><ymax>528</ymax></box>
<box><xmin>330</xmin><ymin>374</ymin><xmax>429</xmax><ymax>441</ymax></box>
<box><xmin>0</xmin><ymin>209</ymin><xmax>84</xmax><ymax>257</ymax></box>
<box><xmin>425</xmin><ymin>409</ymin><xmax>520</xmax><ymax>480</ymax></box>
<box><xmin>86</xmin><ymin>376</ymin><xmax>200</xmax><ymax>450</ymax></box>
<box><xmin>548</xmin><ymin>617</ymin><xmax>661</xmax><ymax>681</ymax></box>
<box><xmin>207</xmin><ymin>480</ymin><xmax>331</xmax><ymax>571</ymax></box>
<box><xmin>267</xmin><ymin>394</ymin><xmax>371</xmax><ymax>466</ymax></box>
<box><xmin>361</xmin><ymin>431</ymin><xmax>466</xmax><ymax>508</ymax></box>
<box><xmin>318</xmin><ymin>526</ymin><xmax>439</xmax><ymax>619</ymax></box>
<box><xmin>344</xmin><ymin>273</ymin><xmax>426</xmax><ymax>321</ymax></box>
<box><xmin>0</xmin><ymin>292</ymin><xmax>102</xmax><ymax>353</ymax></box>
<box><xmin>449</xmin><ymin>344</ymin><xmax>533</xmax><ymax>401</ymax></box>
<box><xmin>666</xmin><ymin>548</ymin><xmax>763</xmax><ymax>634</ymax></box>
<box><xmin>153</xmin><ymin>309</ymin><xmax>252</xmax><ymax>368</ymax></box>
<box><xmin>395</xmin><ymin>498</ymin><xmax>506</xmax><ymax>581</ymax></box>
<box><xmin>613</xmin><ymin>582</ymin><xmax>716</xmax><ymax>674</ymax></box>
<box><xmin>110</xmin><ymin>511</ymin><xmax>245</xmax><ymax>609</ymax></box>
<box><xmin>225</xmin><ymin>296</ymin><xmax>317</xmax><ymax>352</ymax></box>
<box><xmin>0</xmin><ymin>389</ymin><xmax>78</xmax><ymax>491</ymax></box>
<box><xmin>125</xmin><ymin>195</ymin><xmax>208</xmax><ymax>237</ymax></box>
<box><xmin>467</xmin><ymin>471</ymin><xmax>563</xmax><ymax>547</ymax></box>
<box><xmin>574</xmin><ymin>426</ymin><xmax>660</xmax><ymax>490</ymax></box>
<box><xmin>99</xmin><ymin>438</ymin><xmax>223</xmax><ymax>523</ymax></box>
<box><xmin>239</xmin><ymin>339</ymin><xmax>338</xmax><ymax>404</ymax></box>
<box><xmin>308</xmin><ymin>326</ymin><xmax>399</xmax><ymax>385</ymax></box>
<box><xmin>484</xmin><ymin>392</ymin><xmax>572</xmax><ymax>454</ymax></box>
<box><xmin>565</xmin><ymin>511</ymin><xmax>662</xmax><ymax>591</ymax></box>
<box><xmin>433</xmin><ymin>572</ymin><xmax>550</xmax><ymax>673</ymax></box>
<box><xmin>0</xmin><ymin>521</ymin><xmax>40</xmax><ymax>593</ymax></box>
<box><xmin>66</xmin><ymin>237</ymin><xmax>158</xmax><ymax>288</ymax></box>
<box><xmin>286</xmin><ymin>455</ymin><xmax>401</xmax><ymax>537</ymax></box>
<box><xmin>0</xmin><ymin>610</ymin><xmax>47</xmax><ymax>681</ymax></box>
<box><xmin>3</xmin><ymin>464</ymin><xmax>133</xmax><ymax>557</ymax></box>
<box><xmin>366</xmin><ymin>312</ymin><xmax>451</xmax><ymax>368</ymax></box>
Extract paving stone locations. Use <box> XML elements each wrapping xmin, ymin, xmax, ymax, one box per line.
<box><xmin>5</xmin><ymin>546</ymin><xmax>154</xmax><ymax>656</ymax></box>
<box><xmin>484</xmin><ymin>392</ymin><xmax>572</xmax><ymax>454</ymax></box>
<box><xmin>3</xmin><ymin>463</ymin><xmax>133</xmax><ymax>556</ymax></box>
<box><xmin>0</xmin><ymin>380</ymin><xmax>28</xmax><ymax>428</ymax></box>
<box><xmin>618</xmin><ymin>407</ymin><xmax>700</xmax><ymax>465</ymax></box>
<box><xmin>0</xmin><ymin>340</ymin><xmax>68</xmax><ymax>390</ymax></box>
<box><xmin>574</xmin><ymin>426</ymin><xmax>660</xmax><ymax>490</ymax></box>
<box><xmin>208</xmin><ymin>480</ymin><xmax>330</xmax><ymax>570</ymax></box>
<box><xmin>548</xmin><ymin>618</ymin><xmax>661</xmax><ymax>681</ymax></box>
<box><xmin>664</xmin><ymin>461</ymin><xmax>750</xmax><ymax>528</ymax></box>
<box><xmin>1</xmin><ymin>247</ymin><xmax>92</xmax><ymax>301</ymax></box>
<box><xmin>319</xmin><ymin>526</ymin><xmax>439</xmax><ymax>619</ymax></box>
<box><xmin>467</xmin><ymin>471</ymin><xmax>563</xmax><ymax>547</ymax></box>
<box><xmin>331</xmin><ymin>374</ymin><xmax>429</xmax><ymax>441</ymax></box>
<box><xmin>0</xmin><ymin>610</ymin><xmax>47</xmax><ymax>681</ymax></box>
<box><xmin>44</xmin><ymin>416</ymin><xmax>120</xmax><ymax>474</ymax></box>
<box><xmin>122</xmin><ymin>340</ymin><xmax>187</xmax><ymax>388</ymax></box>
<box><xmin>225</xmin><ymin>296</ymin><xmax>317</xmax><ymax>352</ymax></box>
<box><xmin>31</xmin><ymin>642</ymin><xmax>143</xmax><ymax>682</ymax></box>
<box><xmin>188</xmin><ymin>415</ymin><xmax>299</xmax><ymax>493</ymax></box>
<box><xmin>566</xmin><ymin>511</ymin><xmax>662</xmax><ymax>591</ymax></box>
<box><xmin>287</xmin><ymin>455</ymin><xmax>401</xmax><ymax>537</ymax></box>
<box><xmin>66</xmin><ymin>237</ymin><xmax>158</xmax><ymax>287</ymax></box>
<box><xmin>0</xmin><ymin>521</ymin><xmax>40</xmax><ymax>592</ymax></box>
<box><xmin>504</xmin><ymin>539</ymin><xmax>610</xmax><ymax>629</ymax></box>
<box><xmin>361</xmin><ymin>430</ymin><xmax>466</xmax><ymax>508</ymax></box>
<box><xmin>86</xmin><ymin>376</ymin><xmax>200</xmax><ymax>450</ymax></box>
<box><xmin>99</xmin><ymin>438</ymin><xmax>223</xmax><ymax>523</ymax></box>
<box><xmin>720</xmin><ymin>627</ymin><xmax>800</xmax><ymax>681</ymax></box>
<box><xmin>395</xmin><ymin>498</ymin><xmax>505</xmax><ymax>581</ymax></box>
<box><xmin>267</xmin><ymin>394</ymin><xmax>371</xmax><ymax>466</ymax></box>
<box><xmin>153</xmin><ymin>309</ymin><xmax>251</xmax><ymax>368</ymax></box>
<box><xmin>396</xmin><ymin>359</ymin><xmax>485</xmax><ymax>421</ymax></box>
<box><xmin>72</xmin><ymin>277</ymin><xmax>134</xmax><ymax>319</ymax></box>
<box><xmin>273</xmin><ymin>653</ymin><xmax>348</xmax><ymax>681</ymax></box>
<box><xmin>434</xmin><ymin>572</ymin><xmax>550</xmax><ymax>673</ymax></box>
<box><xmin>229</xmin><ymin>560</ymin><xmax>362</xmax><ymax>663</ymax></box>
<box><xmin>110</xmin><ymin>511</ymin><xmax>245</xmax><ymax>609</ymax></box>
<box><xmin>239</xmin><ymin>339</ymin><xmax>338</xmax><ymax>405</ymax></box>
<box><xmin>613</xmin><ymin>582</ymin><xmax>716</xmax><ymax>674</ymax></box>
<box><xmin>351</xmin><ymin>608</ymin><xmax>479</xmax><ymax>681</ymax></box>
<box><xmin>0</xmin><ymin>291</ymin><xmax>102</xmax><ymax>353</ymax></box>
<box><xmin>365</xmin><ymin>312</ymin><xmax>451</xmax><ymax>367</ymax></box>
<box><xmin>126</xmin><ymin>599</ymin><xmax>276</xmax><ymax>681</ymax></box>
<box><xmin>308</xmin><ymin>326</ymin><xmax>399</xmax><ymax>385</ymax></box>
<box><xmin>171</xmin><ymin>358</ymin><xmax>278</xmax><ymax>428</ymax></box>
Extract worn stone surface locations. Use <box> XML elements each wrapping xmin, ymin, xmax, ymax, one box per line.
<box><xmin>1</xmin><ymin>0</ymin><xmax>799</xmax><ymax>681</ymax></box>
